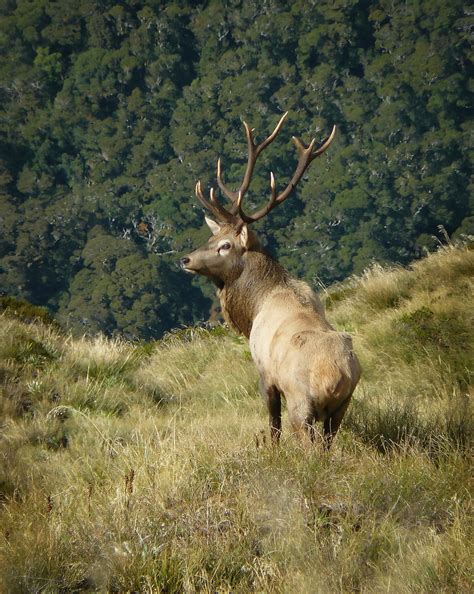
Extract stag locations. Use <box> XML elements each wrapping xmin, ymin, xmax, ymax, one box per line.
<box><xmin>180</xmin><ymin>113</ymin><xmax>361</xmax><ymax>447</ymax></box>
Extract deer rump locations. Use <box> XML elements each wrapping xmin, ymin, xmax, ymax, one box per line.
<box><xmin>250</xmin><ymin>287</ymin><xmax>360</xmax><ymax>435</ymax></box>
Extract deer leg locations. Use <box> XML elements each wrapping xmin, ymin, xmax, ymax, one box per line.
<box><xmin>323</xmin><ymin>395</ymin><xmax>352</xmax><ymax>450</ymax></box>
<box><xmin>260</xmin><ymin>380</ymin><xmax>281</xmax><ymax>445</ymax></box>
<box><xmin>287</xmin><ymin>401</ymin><xmax>316</xmax><ymax>447</ymax></box>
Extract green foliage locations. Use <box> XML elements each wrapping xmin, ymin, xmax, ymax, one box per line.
<box><xmin>393</xmin><ymin>305</ymin><xmax>471</xmax><ymax>386</ymax></box>
<box><xmin>0</xmin><ymin>0</ymin><xmax>471</xmax><ymax>338</ymax></box>
<box><xmin>395</xmin><ymin>306</ymin><xmax>464</xmax><ymax>351</ymax></box>
<box><xmin>0</xmin><ymin>295</ymin><xmax>58</xmax><ymax>326</ymax></box>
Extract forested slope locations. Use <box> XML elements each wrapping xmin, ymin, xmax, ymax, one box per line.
<box><xmin>0</xmin><ymin>0</ymin><xmax>471</xmax><ymax>339</ymax></box>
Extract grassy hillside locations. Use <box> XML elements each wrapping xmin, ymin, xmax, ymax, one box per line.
<box><xmin>0</xmin><ymin>245</ymin><xmax>472</xmax><ymax>593</ymax></box>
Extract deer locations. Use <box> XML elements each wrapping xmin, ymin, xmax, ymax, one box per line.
<box><xmin>180</xmin><ymin>112</ymin><xmax>361</xmax><ymax>448</ymax></box>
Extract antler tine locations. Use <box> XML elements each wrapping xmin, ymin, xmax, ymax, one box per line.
<box><xmin>237</xmin><ymin>171</ymin><xmax>278</xmax><ymax>224</ymax></box>
<box><xmin>216</xmin><ymin>112</ymin><xmax>289</xmax><ymax>215</ymax></box>
<box><xmin>238</xmin><ymin>124</ymin><xmax>336</xmax><ymax>224</ymax></box>
<box><xmin>195</xmin><ymin>181</ymin><xmax>235</xmax><ymax>224</ymax></box>
<box><xmin>195</xmin><ymin>181</ymin><xmax>210</xmax><ymax>209</ymax></box>
<box><xmin>209</xmin><ymin>186</ymin><xmax>229</xmax><ymax>214</ymax></box>
<box><xmin>216</xmin><ymin>157</ymin><xmax>236</xmax><ymax>203</ymax></box>
<box><xmin>238</xmin><ymin>111</ymin><xmax>289</xmax><ymax>202</ymax></box>
<box><xmin>270</xmin><ymin>171</ymin><xmax>277</xmax><ymax>199</ymax></box>
<box><xmin>255</xmin><ymin>111</ymin><xmax>289</xmax><ymax>156</ymax></box>
<box><xmin>311</xmin><ymin>124</ymin><xmax>336</xmax><ymax>159</ymax></box>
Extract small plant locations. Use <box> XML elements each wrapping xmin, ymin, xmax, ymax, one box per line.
<box><xmin>160</xmin><ymin>324</ymin><xmax>232</xmax><ymax>346</ymax></box>
<box><xmin>393</xmin><ymin>306</ymin><xmax>472</xmax><ymax>386</ymax></box>
<box><xmin>324</xmin><ymin>283</ymin><xmax>356</xmax><ymax>309</ymax></box>
<box><xmin>396</xmin><ymin>306</ymin><xmax>452</xmax><ymax>349</ymax></box>
<box><xmin>0</xmin><ymin>295</ymin><xmax>58</xmax><ymax>327</ymax></box>
<box><xmin>10</xmin><ymin>338</ymin><xmax>57</xmax><ymax>367</ymax></box>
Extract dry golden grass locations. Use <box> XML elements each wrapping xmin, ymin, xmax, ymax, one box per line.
<box><xmin>0</xmin><ymin>245</ymin><xmax>472</xmax><ymax>592</ymax></box>
<box><xmin>135</xmin><ymin>329</ymin><xmax>257</xmax><ymax>408</ymax></box>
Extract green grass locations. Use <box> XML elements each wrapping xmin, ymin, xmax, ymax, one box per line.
<box><xmin>0</xmin><ymin>244</ymin><xmax>473</xmax><ymax>593</ymax></box>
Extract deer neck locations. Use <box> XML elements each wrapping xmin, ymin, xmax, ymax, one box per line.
<box><xmin>218</xmin><ymin>250</ymin><xmax>288</xmax><ymax>338</ymax></box>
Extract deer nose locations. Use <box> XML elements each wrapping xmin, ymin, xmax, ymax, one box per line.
<box><xmin>180</xmin><ymin>256</ymin><xmax>190</xmax><ymax>268</ymax></box>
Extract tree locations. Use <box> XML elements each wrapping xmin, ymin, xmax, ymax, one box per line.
<box><xmin>0</xmin><ymin>0</ymin><xmax>471</xmax><ymax>337</ymax></box>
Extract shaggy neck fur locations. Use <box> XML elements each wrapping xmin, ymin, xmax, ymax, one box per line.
<box><xmin>218</xmin><ymin>250</ymin><xmax>289</xmax><ymax>338</ymax></box>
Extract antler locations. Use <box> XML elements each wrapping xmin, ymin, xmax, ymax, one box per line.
<box><xmin>194</xmin><ymin>113</ymin><xmax>336</xmax><ymax>225</ymax></box>
<box><xmin>195</xmin><ymin>181</ymin><xmax>236</xmax><ymax>224</ymax></box>
<box><xmin>217</xmin><ymin>111</ymin><xmax>289</xmax><ymax>211</ymax></box>
<box><xmin>237</xmin><ymin>124</ymin><xmax>336</xmax><ymax>223</ymax></box>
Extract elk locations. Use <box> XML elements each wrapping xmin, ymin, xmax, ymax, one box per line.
<box><xmin>180</xmin><ymin>112</ymin><xmax>361</xmax><ymax>447</ymax></box>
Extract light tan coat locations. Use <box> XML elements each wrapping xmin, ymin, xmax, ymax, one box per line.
<box><xmin>250</xmin><ymin>284</ymin><xmax>360</xmax><ymax>443</ymax></box>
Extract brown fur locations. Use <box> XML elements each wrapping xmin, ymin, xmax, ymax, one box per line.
<box><xmin>218</xmin><ymin>251</ymin><xmax>289</xmax><ymax>337</ymax></box>
<box><xmin>182</xmin><ymin>221</ymin><xmax>361</xmax><ymax>447</ymax></box>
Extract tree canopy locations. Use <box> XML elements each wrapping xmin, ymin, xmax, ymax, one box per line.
<box><xmin>0</xmin><ymin>0</ymin><xmax>471</xmax><ymax>338</ymax></box>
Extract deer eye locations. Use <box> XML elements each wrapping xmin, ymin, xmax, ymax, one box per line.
<box><xmin>218</xmin><ymin>241</ymin><xmax>231</xmax><ymax>252</ymax></box>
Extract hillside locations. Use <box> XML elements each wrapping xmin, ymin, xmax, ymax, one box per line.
<box><xmin>1</xmin><ymin>0</ymin><xmax>471</xmax><ymax>339</ymax></box>
<box><xmin>0</xmin><ymin>244</ymin><xmax>472</xmax><ymax>592</ymax></box>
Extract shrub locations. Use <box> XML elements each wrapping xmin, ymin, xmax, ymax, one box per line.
<box><xmin>0</xmin><ymin>295</ymin><xmax>58</xmax><ymax>327</ymax></box>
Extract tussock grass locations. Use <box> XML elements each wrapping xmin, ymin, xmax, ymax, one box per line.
<box><xmin>62</xmin><ymin>334</ymin><xmax>141</xmax><ymax>382</ymax></box>
<box><xmin>135</xmin><ymin>328</ymin><xmax>258</xmax><ymax>408</ymax></box>
<box><xmin>0</xmin><ymin>245</ymin><xmax>472</xmax><ymax>592</ymax></box>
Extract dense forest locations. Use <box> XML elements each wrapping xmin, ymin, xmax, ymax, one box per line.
<box><xmin>0</xmin><ymin>0</ymin><xmax>472</xmax><ymax>339</ymax></box>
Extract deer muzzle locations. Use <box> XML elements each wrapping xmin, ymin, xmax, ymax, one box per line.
<box><xmin>180</xmin><ymin>256</ymin><xmax>195</xmax><ymax>273</ymax></box>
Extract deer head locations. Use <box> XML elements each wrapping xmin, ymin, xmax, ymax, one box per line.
<box><xmin>180</xmin><ymin>113</ymin><xmax>336</xmax><ymax>284</ymax></box>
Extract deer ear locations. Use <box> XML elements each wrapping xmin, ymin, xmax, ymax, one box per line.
<box><xmin>239</xmin><ymin>224</ymin><xmax>250</xmax><ymax>248</ymax></box>
<box><xmin>205</xmin><ymin>216</ymin><xmax>221</xmax><ymax>235</ymax></box>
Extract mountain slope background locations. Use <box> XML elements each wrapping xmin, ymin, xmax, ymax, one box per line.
<box><xmin>0</xmin><ymin>244</ymin><xmax>472</xmax><ymax>592</ymax></box>
<box><xmin>1</xmin><ymin>0</ymin><xmax>472</xmax><ymax>339</ymax></box>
